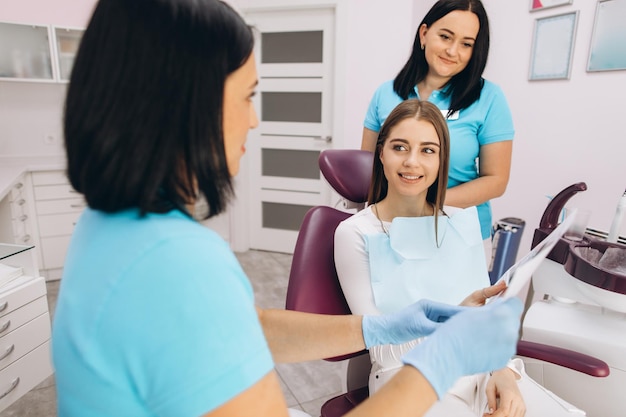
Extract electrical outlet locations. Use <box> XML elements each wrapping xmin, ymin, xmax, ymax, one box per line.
<box><xmin>43</xmin><ymin>134</ymin><xmax>57</xmax><ymax>145</ymax></box>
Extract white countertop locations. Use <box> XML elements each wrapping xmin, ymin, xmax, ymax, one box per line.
<box><xmin>0</xmin><ymin>155</ymin><xmax>66</xmax><ymax>201</ymax></box>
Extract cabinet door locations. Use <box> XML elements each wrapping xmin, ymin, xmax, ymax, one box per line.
<box><xmin>0</xmin><ymin>22</ymin><xmax>84</xmax><ymax>83</ymax></box>
<box><xmin>31</xmin><ymin>170</ymin><xmax>83</xmax><ymax>275</ymax></box>
<box><xmin>52</xmin><ymin>27</ymin><xmax>84</xmax><ymax>82</ymax></box>
<box><xmin>0</xmin><ymin>341</ymin><xmax>53</xmax><ymax>412</ymax></box>
<box><xmin>0</xmin><ymin>22</ymin><xmax>54</xmax><ymax>81</ymax></box>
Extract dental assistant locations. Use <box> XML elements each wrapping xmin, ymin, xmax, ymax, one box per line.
<box><xmin>361</xmin><ymin>0</ymin><xmax>514</xmax><ymax>250</ymax></box>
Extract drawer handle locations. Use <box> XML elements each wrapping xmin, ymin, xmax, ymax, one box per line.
<box><xmin>0</xmin><ymin>344</ymin><xmax>15</xmax><ymax>361</ymax></box>
<box><xmin>0</xmin><ymin>377</ymin><xmax>20</xmax><ymax>400</ymax></box>
<box><xmin>17</xmin><ymin>199</ymin><xmax>26</xmax><ymax>206</ymax></box>
<box><xmin>21</xmin><ymin>235</ymin><xmax>31</xmax><ymax>243</ymax></box>
<box><xmin>18</xmin><ymin>215</ymin><xmax>28</xmax><ymax>222</ymax></box>
<box><xmin>70</xmin><ymin>203</ymin><xmax>86</xmax><ymax>209</ymax></box>
<box><xmin>0</xmin><ymin>302</ymin><xmax>7</xmax><ymax>313</ymax></box>
<box><xmin>0</xmin><ymin>320</ymin><xmax>10</xmax><ymax>334</ymax></box>
<box><xmin>14</xmin><ymin>183</ymin><xmax>23</xmax><ymax>190</ymax></box>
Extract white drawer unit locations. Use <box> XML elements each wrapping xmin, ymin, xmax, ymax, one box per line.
<box><xmin>6</xmin><ymin>175</ymin><xmax>37</xmax><ymax>247</ymax></box>
<box><xmin>31</xmin><ymin>170</ymin><xmax>85</xmax><ymax>280</ymax></box>
<box><xmin>0</xmin><ymin>341</ymin><xmax>52</xmax><ymax>411</ymax></box>
<box><xmin>0</xmin><ymin>245</ymin><xmax>52</xmax><ymax>412</ymax></box>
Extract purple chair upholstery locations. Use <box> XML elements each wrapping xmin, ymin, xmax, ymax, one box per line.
<box><xmin>516</xmin><ymin>340</ymin><xmax>609</xmax><ymax>377</ymax></box>
<box><xmin>285</xmin><ymin>149</ymin><xmax>609</xmax><ymax>417</ymax></box>
<box><xmin>285</xmin><ymin>205</ymin><xmax>357</xmax><ymax>362</ymax></box>
<box><xmin>286</xmin><ymin>149</ymin><xmax>373</xmax><ymax>363</ymax></box>
<box><xmin>318</xmin><ymin>149</ymin><xmax>373</xmax><ymax>204</ymax></box>
<box><xmin>285</xmin><ymin>150</ymin><xmax>373</xmax><ymax>417</ymax></box>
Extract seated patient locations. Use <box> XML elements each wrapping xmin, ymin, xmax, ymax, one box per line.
<box><xmin>335</xmin><ymin>99</ymin><xmax>583</xmax><ymax>417</ymax></box>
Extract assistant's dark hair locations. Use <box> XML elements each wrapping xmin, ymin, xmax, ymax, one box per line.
<box><xmin>393</xmin><ymin>0</ymin><xmax>489</xmax><ymax>117</ymax></box>
<box><xmin>369</xmin><ymin>99</ymin><xmax>450</xmax><ymax>238</ymax></box>
<box><xmin>64</xmin><ymin>0</ymin><xmax>254</xmax><ymax>217</ymax></box>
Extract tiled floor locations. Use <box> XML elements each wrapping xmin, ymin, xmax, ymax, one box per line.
<box><xmin>0</xmin><ymin>250</ymin><xmax>345</xmax><ymax>417</ymax></box>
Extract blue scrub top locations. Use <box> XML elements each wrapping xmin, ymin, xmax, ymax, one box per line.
<box><xmin>52</xmin><ymin>208</ymin><xmax>274</xmax><ymax>417</ymax></box>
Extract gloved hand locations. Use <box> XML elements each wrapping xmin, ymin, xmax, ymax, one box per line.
<box><xmin>361</xmin><ymin>299</ymin><xmax>467</xmax><ymax>349</ymax></box>
<box><xmin>401</xmin><ymin>297</ymin><xmax>523</xmax><ymax>399</ymax></box>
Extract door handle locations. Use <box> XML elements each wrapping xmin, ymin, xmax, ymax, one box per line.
<box><xmin>0</xmin><ymin>377</ymin><xmax>19</xmax><ymax>400</ymax></box>
<box><xmin>313</xmin><ymin>136</ymin><xmax>332</xmax><ymax>143</ymax></box>
<box><xmin>0</xmin><ymin>320</ymin><xmax>10</xmax><ymax>334</ymax></box>
<box><xmin>0</xmin><ymin>344</ymin><xmax>15</xmax><ymax>361</ymax></box>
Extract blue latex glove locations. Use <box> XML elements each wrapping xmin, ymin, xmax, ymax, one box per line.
<box><xmin>361</xmin><ymin>299</ymin><xmax>467</xmax><ymax>349</ymax></box>
<box><xmin>401</xmin><ymin>297</ymin><xmax>523</xmax><ymax>399</ymax></box>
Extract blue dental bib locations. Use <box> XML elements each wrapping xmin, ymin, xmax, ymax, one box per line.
<box><xmin>366</xmin><ymin>206</ymin><xmax>489</xmax><ymax>314</ymax></box>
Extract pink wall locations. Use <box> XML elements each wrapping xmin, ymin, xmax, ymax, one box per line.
<box><xmin>0</xmin><ymin>0</ymin><xmax>97</xmax><ymax>27</ymax></box>
<box><xmin>1</xmin><ymin>0</ymin><xmax>624</xmax><ymax>247</ymax></box>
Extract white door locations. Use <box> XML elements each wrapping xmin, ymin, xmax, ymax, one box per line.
<box><xmin>245</xmin><ymin>8</ymin><xmax>335</xmax><ymax>253</ymax></box>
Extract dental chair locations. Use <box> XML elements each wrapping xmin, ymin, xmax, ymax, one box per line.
<box><xmin>522</xmin><ymin>182</ymin><xmax>625</xmax><ymax>416</ymax></box>
<box><xmin>286</xmin><ymin>149</ymin><xmax>610</xmax><ymax>417</ymax></box>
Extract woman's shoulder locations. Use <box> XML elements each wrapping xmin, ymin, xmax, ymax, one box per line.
<box><xmin>468</xmin><ymin>79</ymin><xmax>512</xmax><ymax>123</ymax></box>
<box><xmin>479</xmin><ymin>79</ymin><xmax>506</xmax><ymax>97</ymax></box>
<box><xmin>336</xmin><ymin>206</ymin><xmax>380</xmax><ymax>234</ymax></box>
<box><xmin>372</xmin><ymin>79</ymin><xmax>396</xmax><ymax>96</ymax></box>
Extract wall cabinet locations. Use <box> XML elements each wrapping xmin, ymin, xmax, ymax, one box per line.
<box><xmin>0</xmin><ymin>244</ymin><xmax>53</xmax><ymax>412</ymax></box>
<box><xmin>0</xmin><ymin>21</ymin><xmax>83</xmax><ymax>83</ymax></box>
<box><xmin>52</xmin><ymin>27</ymin><xmax>83</xmax><ymax>81</ymax></box>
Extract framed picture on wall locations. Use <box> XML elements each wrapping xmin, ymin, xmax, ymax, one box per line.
<box><xmin>530</xmin><ymin>0</ymin><xmax>573</xmax><ymax>12</ymax></box>
<box><xmin>587</xmin><ymin>0</ymin><xmax>626</xmax><ymax>72</ymax></box>
<box><xmin>528</xmin><ymin>11</ymin><xmax>579</xmax><ymax>81</ymax></box>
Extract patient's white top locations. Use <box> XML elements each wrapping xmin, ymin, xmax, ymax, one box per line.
<box><xmin>334</xmin><ymin>205</ymin><xmax>487</xmax><ymax>314</ymax></box>
<box><xmin>334</xmin><ymin>205</ymin><xmax>583</xmax><ymax>416</ymax></box>
<box><xmin>334</xmin><ymin>205</ymin><xmax>515</xmax><ymax>403</ymax></box>
<box><xmin>334</xmin><ymin>205</ymin><xmax>488</xmax><ymax>367</ymax></box>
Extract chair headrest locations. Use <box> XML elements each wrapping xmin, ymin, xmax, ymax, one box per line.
<box><xmin>319</xmin><ymin>149</ymin><xmax>374</xmax><ymax>204</ymax></box>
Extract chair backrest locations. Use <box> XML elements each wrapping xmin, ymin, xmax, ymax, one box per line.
<box><xmin>318</xmin><ymin>149</ymin><xmax>373</xmax><ymax>204</ymax></box>
<box><xmin>285</xmin><ymin>149</ymin><xmax>373</xmax><ymax>362</ymax></box>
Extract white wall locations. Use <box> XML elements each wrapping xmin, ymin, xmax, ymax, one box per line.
<box><xmin>348</xmin><ymin>0</ymin><xmax>626</xmax><ymax>254</ymax></box>
<box><xmin>386</xmin><ymin>0</ymin><xmax>626</xmax><ymax>255</ymax></box>
<box><xmin>0</xmin><ymin>0</ymin><xmax>95</xmax><ymax>25</ymax></box>
<box><xmin>482</xmin><ymin>0</ymin><xmax>626</xmax><ymax>253</ymax></box>
<box><xmin>0</xmin><ymin>0</ymin><xmax>96</xmax><ymax>157</ymax></box>
<box><xmin>1</xmin><ymin>0</ymin><xmax>625</xmax><ymax>254</ymax></box>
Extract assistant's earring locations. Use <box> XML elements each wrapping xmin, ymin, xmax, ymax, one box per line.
<box><xmin>421</xmin><ymin>43</ymin><xmax>424</xmax><ymax>50</ymax></box>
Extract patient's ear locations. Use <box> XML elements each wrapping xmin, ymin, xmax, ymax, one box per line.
<box><xmin>418</xmin><ymin>23</ymin><xmax>429</xmax><ymax>48</ymax></box>
<box><xmin>379</xmin><ymin>147</ymin><xmax>384</xmax><ymax>162</ymax></box>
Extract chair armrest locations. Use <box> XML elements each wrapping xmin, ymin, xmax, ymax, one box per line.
<box><xmin>516</xmin><ymin>340</ymin><xmax>610</xmax><ymax>377</ymax></box>
<box><xmin>325</xmin><ymin>349</ymin><xmax>368</xmax><ymax>363</ymax></box>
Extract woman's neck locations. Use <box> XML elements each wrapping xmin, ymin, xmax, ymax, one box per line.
<box><xmin>417</xmin><ymin>75</ymin><xmax>449</xmax><ymax>100</ymax></box>
<box><xmin>375</xmin><ymin>195</ymin><xmax>433</xmax><ymax>221</ymax></box>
